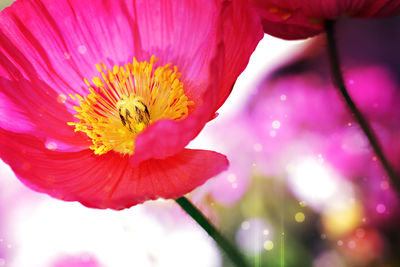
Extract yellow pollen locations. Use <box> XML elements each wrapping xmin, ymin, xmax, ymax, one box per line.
<box><xmin>268</xmin><ymin>7</ymin><xmax>292</xmax><ymax>20</ymax></box>
<box><xmin>68</xmin><ymin>55</ymin><xmax>194</xmax><ymax>155</ymax></box>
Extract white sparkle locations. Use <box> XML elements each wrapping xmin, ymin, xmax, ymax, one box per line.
<box><xmin>253</xmin><ymin>143</ymin><xmax>263</xmax><ymax>152</ymax></box>
<box><xmin>347</xmin><ymin>240</ymin><xmax>356</xmax><ymax>249</ymax></box>
<box><xmin>78</xmin><ymin>45</ymin><xmax>87</xmax><ymax>54</ymax></box>
<box><xmin>376</xmin><ymin>203</ymin><xmax>386</xmax><ymax>214</ymax></box>
<box><xmin>271</xmin><ymin>120</ymin><xmax>281</xmax><ymax>129</ymax></box>
<box><xmin>45</xmin><ymin>141</ymin><xmax>58</xmax><ymax>151</ymax></box>
<box><xmin>57</xmin><ymin>94</ymin><xmax>67</xmax><ymax>104</ymax></box>
<box><xmin>63</xmin><ymin>52</ymin><xmax>71</xmax><ymax>60</ymax></box>
<box><xmin>227</xmin><ymin>173</ymin><xmax>237</xmax><ymax>183</ymax></box>
<box><xmin>241</xmin><ymin>221</ymin><xmax>250</xmax><ymax>230</ymax></box>
<box><xmin>380</xmin><ymin>181</ymin><xmax>389</xmax><ymax>190</ymax></box>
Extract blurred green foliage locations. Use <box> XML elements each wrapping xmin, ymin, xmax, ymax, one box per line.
<box><xmin>216</xmin><ymin>175</ymin><xmax>316</xmax><ymax>267</ymax></box>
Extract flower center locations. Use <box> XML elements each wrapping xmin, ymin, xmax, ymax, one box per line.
<box><xmin>68</xmin><ymin>56</ymin><xmax>193</xmax><ymax>156</ymax></box>
<box><xmin>117</xmin><ymin>95</ymin><xmax>150</xmax><ymax>133</ymax></box>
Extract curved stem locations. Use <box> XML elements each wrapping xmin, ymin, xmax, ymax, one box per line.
<box><xmin>175</xmin><ymin>196</ymin><xmax>249</xmax><ymax>267</ymax></box>
<box><xmin>324</xmin><ymin>19</ymin><xmax>400</xmax><ymax>193</ymax></box>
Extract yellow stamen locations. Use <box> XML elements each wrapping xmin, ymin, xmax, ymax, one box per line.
<box><xmin>68</xmin><ymin>56</ymin><xmax>194</xmax><ymax>155</ymax></box>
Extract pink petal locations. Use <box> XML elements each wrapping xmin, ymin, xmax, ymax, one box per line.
<box><xmin>0</xmin><ymin>128</ymin><xmax>228</xmax><ymax>209</ymax></box>
<box><xmin>259</xmin><ymin>16</ymin><xmax>323</xmax><ymax>40</ymax></box>
<box><xmin>0</xmin><ymin>77</ymin><xmax>90</xmax><ymax>149</ymax></box>
<box><xmin>252</xmin><ymin>0</ymin><xmax>400</xmax><ymax>39</ymax></box>
<box><xmin>0</xmin><ymin>0</ymin><xmax>262</xmax><ymax>160</ymax></box>
<box><xmin>132</xmin><ymin>0</ymin><xmax>263</xmax><ymax>164</ymax></box>
<box><xmin>212</xmin><ymin>0</ymin><xmax>264</xmax><ymax>109</ymax></box>
<box><xmin>0</xmin><ymin>0</ymin><xmax>149</xmax><ymax>147</ymax></box>
<box><xmin>0</xmin><ymin>91</ymin><xmax>35</xmax><ymax>133</ymax></box>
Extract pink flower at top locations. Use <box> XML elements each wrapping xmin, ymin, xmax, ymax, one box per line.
<box><xmin>0</xmin><ymin>0</ymin><xmax>263</xmax><ymax>209</ymax></box>
<box><xmin>251</xmin><ymin>0</ymin><xmax>400</xmax><ymax>39</ymax></box>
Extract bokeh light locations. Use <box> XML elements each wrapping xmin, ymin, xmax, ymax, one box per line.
<box><xmin>235</xmin><ymin>218</ymin><xmax>274</xmax><ymax>255</ymax></box>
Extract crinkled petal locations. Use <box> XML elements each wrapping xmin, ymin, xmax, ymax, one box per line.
<box><xmin>0</xmin><ymin>0</ymin><xmax>214</xmax><ymax>148</ymax></box>
<box><xmin>0</xmin><ymin>0</ymin><xmax>150</xmax><ymax>147</ymax></box>
<box><xmin>0</xmin><ymin>128</ymin><xmax>228</xmax><ymax>209</ymax></box>
<box><xmin>0</xmin><ymin>0</ymin><xmax>262</xmax><ymax>159</ymax></box>
<box><xmin>0</xmin><ymin>76</ymin><xmax>90</xmax><ymax>148</ymax></box>
<box><xmin>132</xmin><ymin>0</ymin><xmax>263</xmax><ymax>164</ymax></box>
<box><xmin>0</xmin><ymin>90</ymin><xmax>35</xmax><ymax>133</ymax></box>
<box><xmin>213</xmin><ymin>0</ymin><xmax>264</xmax><ymax>109</ymax></box>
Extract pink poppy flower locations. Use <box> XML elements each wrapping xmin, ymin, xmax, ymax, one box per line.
<box><xmin>251</xmin><ymin>0</ymin><xmax>400</xmax><ymax>39</ymax></box>
<box><xmin>0</xmin><ymin>0</ymin><xmax>263</xmax><ymax>209</ymax></box>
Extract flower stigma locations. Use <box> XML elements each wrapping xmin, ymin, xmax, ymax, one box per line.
<box><xmin>68</xmin><ymin>56</ymin><xmax>194</xmax><ymax>156</ymax></box>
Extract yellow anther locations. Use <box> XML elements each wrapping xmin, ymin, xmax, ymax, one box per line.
<box><xmin>116</xmin><ymin>96</ymin><xmax>150</xmax><ymax>133</ymax></box>
<box><xmin>68</xmin><ymin>56</ymin><xmax>194</xmax><ymax>156</ymax></box>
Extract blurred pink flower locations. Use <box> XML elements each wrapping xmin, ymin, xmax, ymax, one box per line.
<box><xmin>251</xmin><ymin>0</ymin><xmax>400</xmax><ymax>39</ymax></box>
<box><xmin>248</xmin><ymin>65</ymin><xmax>400</xmax><ymax>176</ymax></box>
<box><xmin>209</xmin><ymin>163</ymin><xmax>249</xmax><ymax>205</ymax></box>
<box><xmin>0</xmin><ymin>0</ymin><xmax>263</xmax><ymax>209</ymax></box>
<box><xmin>52</xmin><ymin>254</ymin><xmax>101</xmax><ymax>267</ymax></box>
<box><xmin>244</xmin><ymin>64</ymin><xmax>400</xmax><ymax>220</ymax></box>
<box><xmin>207</xmin><ymin>118</ymin><xmax>254</xmax><ymax>205</ymax></box>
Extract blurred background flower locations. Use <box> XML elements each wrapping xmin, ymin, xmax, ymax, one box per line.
<box><xmin>1</xmin><ymin>1</ymin><xmax>400</xmax><ymax>266</ymax></box>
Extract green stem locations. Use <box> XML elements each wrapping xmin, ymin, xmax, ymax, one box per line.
<box><xmin>324</xmin><ymin>19</ymin><xmax>400</xmax><ymax>193</ymax></box>
<box><xmin>175</xmin><ymin>196</ymin><xmax>250</xmax><ymax>267</ymax></box>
